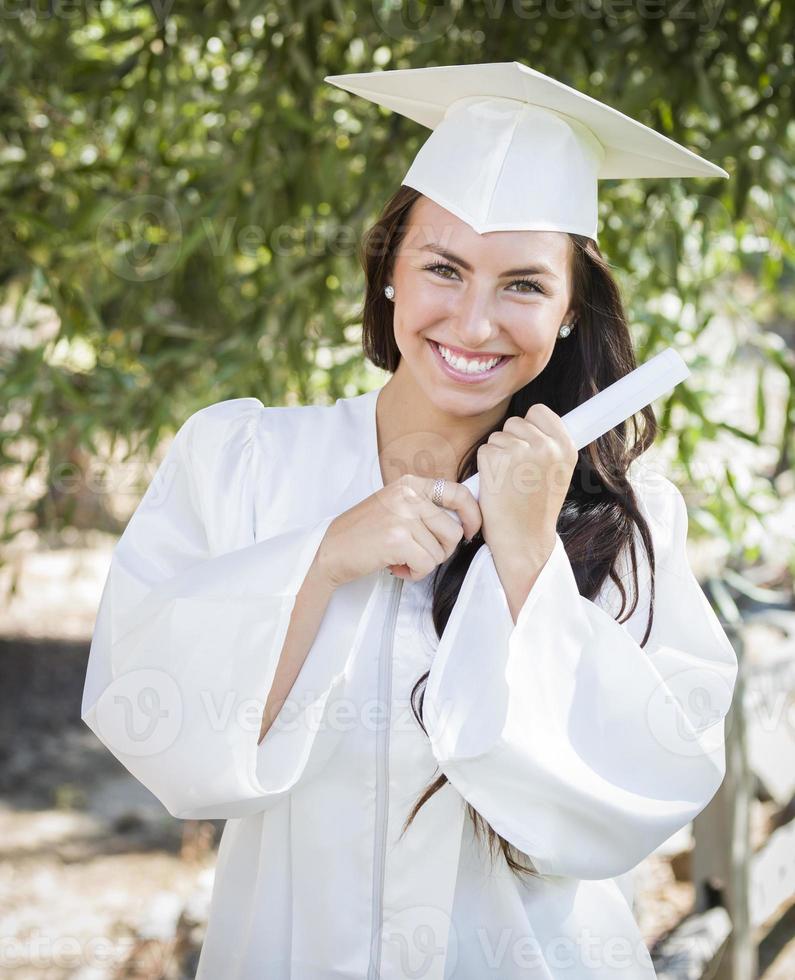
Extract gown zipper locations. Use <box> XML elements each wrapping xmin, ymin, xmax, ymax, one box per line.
<box><xmin>367</xmin><ymin>568</ymin><xmax>404</xmax><ymax>980</ymax></box>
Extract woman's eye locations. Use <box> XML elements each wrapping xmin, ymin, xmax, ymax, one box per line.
<box><xmin>424</xmin><ymin>263</ymin><xmax>544</xmax><ymax>295</ymax></box>
<box><xmin>511</xmin><ymin>278</ymin><xmax>544</xmax><ymax>294</ymax></box>
<box><xmin>425</xmin><ymin>262</ymin><xmax>459</xmax><ymax>279</ymax></box>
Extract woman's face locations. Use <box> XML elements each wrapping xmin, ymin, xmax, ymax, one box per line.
<box><xmin>389</xmin><ymin>196</ymin><xmax>577</xmax><ymax>419</ymax></box>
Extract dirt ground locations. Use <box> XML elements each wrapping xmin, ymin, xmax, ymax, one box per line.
<box><xmin>1</xmin><ymin>536</ymin><xmax>794</xmax><ymax>979</ymax></box>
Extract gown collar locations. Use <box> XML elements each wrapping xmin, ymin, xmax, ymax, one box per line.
<box><xmin>356</xmin><ymin>383</ymin><xmax>386</xmax><ymax>494</ymax></box>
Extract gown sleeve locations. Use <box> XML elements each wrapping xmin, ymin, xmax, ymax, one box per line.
<box><xmin>422</xmin><ymin>471</ymin><xmax>739</xmax><ymax>881</ymax></box>
<box><xmin>80</xmin><ymin>399</ymin><xmax>361</xmax><ymax>821</ymax></box>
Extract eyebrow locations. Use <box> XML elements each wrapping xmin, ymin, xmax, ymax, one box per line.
<box><xmin>420</xmin><ymin>244</ymin><xmax>559</xmax><ymax>279</ymax></box>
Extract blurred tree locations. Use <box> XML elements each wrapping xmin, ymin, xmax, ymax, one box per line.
<box><xmin>0</xmin><ymin>0</ymin><xmax>793</xmax><ymax>575</ymax></box>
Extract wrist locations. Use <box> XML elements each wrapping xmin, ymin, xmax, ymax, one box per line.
<box><xmin>311</xmin><ymin>534</ymin><xmax>344</xmax><ymax>592</ymax></box>
<box><xmin>488</xmin><ymin>534</ymin><xmax>557</xmax><ymax>626</ymax></box>
<box><xmin>488</xmin><ymin>529</ymin><xmax>557</xmax><ymax>568</ymax></box>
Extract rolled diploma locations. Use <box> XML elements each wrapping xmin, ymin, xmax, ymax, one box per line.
<box><xmin>454</xmin><ymin>347</ymin><xmax>689</xmax><ymax>509</ymax></box>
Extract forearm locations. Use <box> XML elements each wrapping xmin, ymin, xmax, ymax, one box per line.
<box><xmin>257</xmin><ymin>553</ymin><xmax>337</xmax><ymax>745</ymax></box>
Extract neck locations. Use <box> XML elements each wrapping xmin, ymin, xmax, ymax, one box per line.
<box><xmin>375</xmin><ymin>364</ymin><xmax>509</xmax><ymax>486</ymax></box>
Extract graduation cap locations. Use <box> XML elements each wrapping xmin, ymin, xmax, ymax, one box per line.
<box><xmin>324</xmin><ymin>61</ymin><xmax>729</xmax><ymax>242</ymax></box>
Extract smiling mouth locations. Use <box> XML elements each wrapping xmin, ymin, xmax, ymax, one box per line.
<box><xmin>433</xmin><ymin>340</ymin><xmax>511</xmax><ymax>359</ymax></box>
<box><xmin>427</xmin><ymin>339</ymin><xmax>514</xmax><ymax>380</ymax></box>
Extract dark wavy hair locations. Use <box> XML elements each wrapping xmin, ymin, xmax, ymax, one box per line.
<box><xmin>357</xmin><ymin>184</ymin><xmax>658</xmax><ymax>882</ymax></box>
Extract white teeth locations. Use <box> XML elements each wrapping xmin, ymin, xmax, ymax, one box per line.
<box><xmin>437</xmin><ymin>343</ymin><xmax>503</xmax><ymax>373</ymax></box>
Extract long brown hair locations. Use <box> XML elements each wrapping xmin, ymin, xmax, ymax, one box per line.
<box><xmin>358</xmin><ymin>185</ymin><xmax>658</xmax><ymax>881</ymax></box>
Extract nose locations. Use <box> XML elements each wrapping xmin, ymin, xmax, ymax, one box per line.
<box><xmin>451</xmin><ymin>286</ymin><xmax>500</xmax><ymax>349</ymax></box>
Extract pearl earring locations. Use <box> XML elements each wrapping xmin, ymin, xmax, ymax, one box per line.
<box><xmin>384</xmin><ymin>284</ymin><xmax>395</xmax><ymax>300</ymax></box>
<box><xmin>558</xmin><ymin>322</ymin><xmax>574</xmax><ymax>338</ymax></box>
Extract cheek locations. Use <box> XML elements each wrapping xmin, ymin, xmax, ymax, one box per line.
<box><xmin>411</xmin><ymin>280</ymin><xmax>453</xmax><ymax>314</ymax></box>
<box><xmin>395</xmin><ymin>282</ymin><xmax>451</xmax><ymax>338</ymax></box>
<box><xmin>503</xmin><ymin>311</ymin><xmax>556</xmax><ymax>356</ymax></box>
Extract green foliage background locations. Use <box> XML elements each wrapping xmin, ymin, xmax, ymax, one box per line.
<box><xmin>1</xmin><ymin>0</ymin><xmax>793</xmax><ymax>571</ymax></box>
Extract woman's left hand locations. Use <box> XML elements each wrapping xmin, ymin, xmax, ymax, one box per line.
<box><xmin>476</xmin><ymin>404</ymin><xmax>578</xmax><ymax>560</ymax></box>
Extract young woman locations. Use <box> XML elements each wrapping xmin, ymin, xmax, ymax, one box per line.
<box><xmin>82</xmin><ymin>64</ymin><xmax>738</xmax><ymax>980</ymax></box>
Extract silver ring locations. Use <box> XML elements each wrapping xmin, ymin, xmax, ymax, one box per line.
<box><xmin>431</xmin><ymin>478</ymin><xmax>446</xmax><ymax>507</ymax></box>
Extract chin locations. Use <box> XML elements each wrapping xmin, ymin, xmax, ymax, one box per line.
<box><xmin>426</xmin><ymin>385</ymin><xmax>508</xmax><ymax>419</ymax></box>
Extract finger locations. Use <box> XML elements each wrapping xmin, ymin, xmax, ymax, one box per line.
<box><xmin>392</xmin><ymin>525</ymin><xmax>440</xmax><ymax>581</ymax></box>
<box><xmin>409</xmin><ymin>519</ymin><xmax>447</xmax><ymax>570</ymax></box>
<box><xmin>521</xmin><ymin>404</ymin><xmax>568</xmax><ymax>440</ymax></box>
<box><xmin>525</xmin><ymin>406</ymin><xmax>579</xmax><ymax>462</ymax></box>
<box><xmin>503</xmin><ymin>414</ymin><xmax>545</xmax><ymax>441</ymax></box>
<box><xmin>387</xmin><ymin>539</ymin><xmax>430</xmax><ymax>581</ymax></box>
<box><xmin>417</xmin><ymin>500</ymin><xmax>466</xmax><ymax>557</ymax></box>
<box><xmin>420</xmin><ymin>476</ymin><xmax>482</xmax><ymax>541</ymax></box>
<box><xmin>508</xmin><ymin>411</ymin><xmax>573</xmax><ymax>459</ymax></box>
<box><xmin>486</xmin><ymin>429</ymin><xmax>524</xmax><ymax>448</ymax></box>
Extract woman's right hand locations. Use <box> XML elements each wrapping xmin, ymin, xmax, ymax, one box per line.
<box><xmin>315</xmin><ymin>474</ymin><xmax>483</xmax><ymax>587</ymax></box>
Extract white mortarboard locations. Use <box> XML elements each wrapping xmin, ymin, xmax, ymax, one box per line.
<box><xmin>324</xmin><ymin>61</ymin><xmax>729</xmax><ymax>242</ymax></box>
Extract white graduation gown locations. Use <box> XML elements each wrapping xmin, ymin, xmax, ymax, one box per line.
<box><xmin>81</xmin><ymin>386</ymin><xmax>738</xmax><ymax>979</ymax></box>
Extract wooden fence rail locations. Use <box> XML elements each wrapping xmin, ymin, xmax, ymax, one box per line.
<box><xmin>649</xmin><ymin>576</ymin><xmax>795</xmax><ymax>979</ymax></box>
